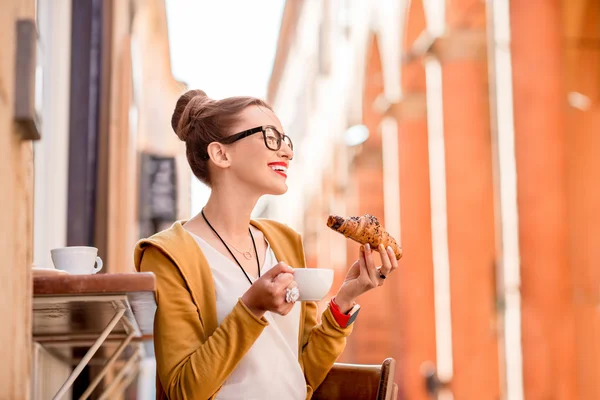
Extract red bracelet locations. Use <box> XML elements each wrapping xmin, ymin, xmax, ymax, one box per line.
<box><xmin>329</xmin><ymin>297</ymin><xmax>351</xmax><ymax>328</ymax></box>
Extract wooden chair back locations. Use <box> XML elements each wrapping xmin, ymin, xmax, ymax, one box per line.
<box><xmin>312</xmin><ymin>358</ymin><xmax>398</xmax><ymax>400</ymax></box>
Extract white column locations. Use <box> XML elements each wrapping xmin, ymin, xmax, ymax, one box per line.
<box><xmin>486</xmin><ymin>0</ymin><xmax>524</xmax><ymax>399</ymax></box>
<box><xmin>423</xmin><ymin>0</ymin><xmax>446</xmax><ymax>37</ymax></box>
<box><xmin>425</xmin><ymin>57</ymin><xmax>454</xmax><ymax>400</ymax></box>
<box><xmin>377</xmin><ymin>0</ymin><xmax>402</xmax><ymax>103</ymax></box>
<box><xmin>381</xmin><ymin>117</ymin><xmax>401</xmax><ymax>243</ymax></box>
<box><xmin>34</xmin><ymin>0</ymin><xmax>71</xmax><ymax>268</ymax></box>
<box><xmin>423</xmin><ymin>2</ymin><xmax>454</xmax><ymax>397</ymax></box>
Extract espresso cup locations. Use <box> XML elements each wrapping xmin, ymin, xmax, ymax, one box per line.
<box><xmin>293</xmin><ymin>268</ymin><xmax>334</xmax><ymax>301</ymax></box>
<box><xmin>51</xmin><ymin>247</ymin><xmax>103</xmax><ymax>275</ymax></box>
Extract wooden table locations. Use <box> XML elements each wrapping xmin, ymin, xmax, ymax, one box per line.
<box><xmin>33</xmin><ymin>272</ymin><xmax>157</xmax><ymax>400</ymax></box>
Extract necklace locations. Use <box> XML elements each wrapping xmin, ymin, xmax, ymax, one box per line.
<box><xmin>201</xmin><ymin>208</ymin><xmax>260</xmax><ymax>285</ymax></box>
<box><xmin>221</xmin><ymin>237</ymin><xmax>253</xmax><ymax>260</ymax></box>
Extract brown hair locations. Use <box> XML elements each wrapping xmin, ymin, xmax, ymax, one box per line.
<box><xmin>171</xmin><ymin>89</ymin><xmax>272</xmax><ymax>186</ymax></box>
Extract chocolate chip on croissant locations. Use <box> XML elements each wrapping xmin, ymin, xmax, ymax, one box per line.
<box><xmin>327</xmin><ymin>214</ymin><xmax>403</xmax><ymax>260</ymax></box>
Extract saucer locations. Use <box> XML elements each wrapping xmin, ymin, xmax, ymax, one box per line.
<box><xmin>32</xmin><ymin>267</ymin><xmax>69</xmax><ymax>277</ymax></box>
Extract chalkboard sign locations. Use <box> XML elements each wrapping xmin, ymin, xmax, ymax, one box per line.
<box><xmin>139</xmin><ymin>153</ymin><xmax>177</xmax><ymax>237</ymax></box>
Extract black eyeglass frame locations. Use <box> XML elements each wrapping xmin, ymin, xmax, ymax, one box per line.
<box><xmin>218</xmin><ymin>125</ymin><xmax>293</xmax><ymax>152</ymax></box>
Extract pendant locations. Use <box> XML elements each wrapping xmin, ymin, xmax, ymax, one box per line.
<box><xmin>243</xmin><ymin>251</ymin><xmax>253</xmax><ymax>260</ymax></box>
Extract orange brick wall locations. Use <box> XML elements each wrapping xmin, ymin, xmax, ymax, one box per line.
<box><xmin>295</xmin><ymin>1</ymin><xmax>599</xmax><ymax>398</ymax></box>
<box><xmin>344</xmin><ymin>35</ymin><xmax>398</xmax><ymax>366</ymax></box>
<box><xmin>563</xmin><ymin>1</ymin><xmax>600</xmax><ymax>398</ymax></box>
<box><xmin>439</xmin><ymin>40</ymin><xmax>501</xmax><ymax>400</ymax></box>
<box><xmin>511</xmin><ymin>1</ymin><xmax>579</xmax><ymax>398</ymax></box>
<box><xmin>395</xmin><ymin>1</ymin><xmax>437</xmax><ymax>399</ymax></box>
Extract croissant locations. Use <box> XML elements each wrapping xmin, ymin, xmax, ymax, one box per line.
<box><xmin>327</xmin><ymin>214</ymin><xmax>403</xmax><ymax>260</ymax></box>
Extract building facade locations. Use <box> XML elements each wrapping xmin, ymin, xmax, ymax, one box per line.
<box><xmin>2</xmin><ymin>0</ymin><xmax>189</xmax><ymax>398</ymax></box>
<box><xmin>1</xmin><ymin>1</ymin><xmax>36</xmax><ymax>398</ymax></box>
<box><xmin>267</xmin><ymin>0</ymin><xmax>600</xmax><ymax>399</ymax></box>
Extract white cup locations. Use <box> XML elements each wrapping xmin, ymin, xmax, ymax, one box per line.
<box><xmin>51</xmin><ymin>247</ymin><xmax>103</xmax><ymax>275</ymax></box>
<box><xmin>293</xmin><ymin>268</ymin><xmax>334</xmax><ymax>301</ymax></box>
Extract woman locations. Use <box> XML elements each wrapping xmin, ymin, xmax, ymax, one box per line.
<box><xmin>134</xmin><ymin>89</ymin><xmax>399</xmax><ymax>400</ymax></box>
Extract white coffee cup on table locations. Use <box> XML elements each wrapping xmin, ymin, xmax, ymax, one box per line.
<box><xmin>293</xmin><ymin>268</ymin><xmax>334</xmax><ymax>301</ymax></box>
<box><xmin>51</xmin><ymin>246</ymin><xmax>103</xmax><ymax>275</ymax></box>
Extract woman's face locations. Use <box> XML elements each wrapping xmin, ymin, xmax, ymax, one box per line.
<box><xmin>221</xmin><ymin>105</ymin><xmax>294</xmax><ymax>196</ymax></box>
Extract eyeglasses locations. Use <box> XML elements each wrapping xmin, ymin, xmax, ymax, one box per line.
<box><xmin>219</xmin><ymin>125</ymin><xmax>293</xmax><ymax>152</ymax></box>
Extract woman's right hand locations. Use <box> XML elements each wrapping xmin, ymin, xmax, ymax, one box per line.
<box><xmin>241</xmin><ymin>262</ymin><xmax>296</xmax><ymax>318</ymax></box>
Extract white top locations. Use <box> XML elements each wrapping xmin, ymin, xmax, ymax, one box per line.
<box><xmin>188</xmin><ymin>230</ymin><xmax>307</xmax><ymax>400</ymax></box>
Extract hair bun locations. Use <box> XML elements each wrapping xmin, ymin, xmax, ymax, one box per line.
<box><xmin>171</xmin><ymin>89</ymin><xmax>210</xmax><ymax>141</ymax></box>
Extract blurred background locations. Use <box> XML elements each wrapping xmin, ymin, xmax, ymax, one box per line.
<box><xmin>2</xmin><ymin>0</ymin><xmax>599</xmax><ymax>399</ymax></box>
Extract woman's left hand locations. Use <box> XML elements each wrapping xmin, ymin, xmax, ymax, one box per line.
<box><xmin>334</xmin><ymin>243</ymin><xmax>399</xmax><ymax>312</ymax></box>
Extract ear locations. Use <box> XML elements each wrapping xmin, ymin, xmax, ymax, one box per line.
<box><xmin>206</xmin><ymin>142</ymin><xmax>231</xmax><ymax>169</ymax></box>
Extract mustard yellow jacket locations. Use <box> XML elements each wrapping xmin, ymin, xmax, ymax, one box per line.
<box><xmin>134</xmin><ymin>219</ymin><xmax>352</xmax><ymax>400</ymax></box>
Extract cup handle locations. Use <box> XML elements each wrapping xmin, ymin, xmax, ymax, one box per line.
<box><xmin>93</xmin><ymin>256</ymin><xmax>103</xmax><ymax>274</ymax></box>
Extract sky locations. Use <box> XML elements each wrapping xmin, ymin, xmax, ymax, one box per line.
<box><xmin>165</xmin><ymin>0</ymin><xmax>286</xmax><ymax>214</ymax></box>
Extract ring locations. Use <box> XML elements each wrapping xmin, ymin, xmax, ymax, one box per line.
<box><xmin>285</xmin><ymin>287</ymin><xmax>300</xmax><ymax>303</ymax></box>
<box><xmin>379</xmin><ymin>271</ymin><xmax>387</xmax><ymax>280</ymax></box>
